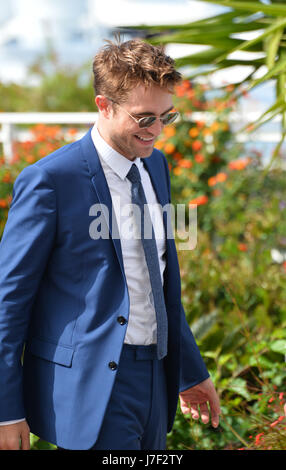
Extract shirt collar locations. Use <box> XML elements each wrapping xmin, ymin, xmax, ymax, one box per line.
<box><xmin>91</xmin><ymin>124</ymin><xmax>142</xmax><ymax>180</ymax></box>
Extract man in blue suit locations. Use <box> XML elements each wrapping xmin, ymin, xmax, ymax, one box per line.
<box><xmin>0</xmin><ymin>39</ymin><xmax>220</xmax><ymax>450</ymax></box>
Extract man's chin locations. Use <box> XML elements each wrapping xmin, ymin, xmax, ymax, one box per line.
<box><xmin>137</xmin><ymin>146</ymin><xmax>155</xmax><ymax>158</ymax></box>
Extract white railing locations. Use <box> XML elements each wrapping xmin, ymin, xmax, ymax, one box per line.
<box><xmin>0</xmin><ymin>112</ymin><xmax>98</xmax><ymax>161</ymax></box>
<box><xmin>0</xmin><ymin>111</ymin><xmax>284</xmax><ymax>162</ymax></box>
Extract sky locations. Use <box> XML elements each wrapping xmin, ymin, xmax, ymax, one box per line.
<box><xmin>0</xmin><ymin>0</ymin><xmax>226</xmax><ymax>83</ymax></box>
<box><xmin>0</xmin><ymin>0</ymin><xmax>273</xmax><ymax>112</ymax></box>
<box><xmin>0</xmin><ymin>0</ymin><xmax>282</xmax><ymax>162</ymax></box>
<box><xmin>0</xmin><ymin>0</ymin><xmax>266</xmax><ymax>94</ymax></box>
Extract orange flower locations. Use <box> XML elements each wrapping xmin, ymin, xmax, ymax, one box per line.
<box><xmin>202</xmin><ymin>127</ymin><xmax>212</xmax><ymax>136</ymax></box>
<box><xmin>194</xmin><ymin>153</ymin><xmax>204</xmax><ymax>163</ymax></box>
<box><xmin>269</xmin><ymin>419</ymin><xmax>280</xmax><ymax>428</ymax></box>
<box><xmin>21</xmin><ymin>140</ymin><xmax>34</xmax><ymax>151</ymax></box>
<box><xmin>181</xmin><ymin>80</ymin><xmax>191</xmax><ymax>89</ymax></box>
<box><xmin>186</xmin><ymin>89</ymin><xmax>195</xmax><ymax>99</ymax></box>
<box><xmin>164</xmin><ymin>142</ymin><xmax>176</xmax><ymax>154</ymax></box>
<box><xmin>2</xmin><ymin>172</ymin><xmax>12</xmax><ymax>183</ymax></box>
<box><xmin>173</xmin><ymin>152</ymin><xmax>182</xmax><ymax>161</ymax></box>
<box><xmin>208</xmin><ymin>176</ymin><xmax>216</xmax><ymax>186</ymax></box>
<box><xmin>229</xmin><ymin>158</ymin><xmax>251</xmax><ymax>170</ymax></box>
<box><xmin>189</xmin><ymin>195</ymin><xmax>208</xmax><ymax>206</ymax></box>
<box><xmin>210</xmin><ymin>121</ymin><xmax>219</xmax><ymax>132</ymax></box>
<box><xmin>208</xmin><ymin>176</ymin><xmax>217</xmax><ymax>187</ymax></box>
<box><xmin>175</xmin><ymin>87</ymin><xmax>186</xmax><ymax>97</ymax></box>
<box><xmin>238</xmin><ymin>243</ymin><xmax>248</xmax><ymax>251</ymax></box>
<box><xmin>226</xmin><ymin>84</ymin><xmax>235</xmax><ymax>92</ymax></box>
<box><xmin>255</xmin><ymin>433</ymin><xmax>264</xmax><ymax>446</ymax></box>
<box><xmin>164</xmin><ymin>126</ymin><xmax>176</xmax><ymax>138</ymax></box>
<box><xmin>192</xmin><ymin>140</ymin><xmax>203</xmax><ymax>152</ymax></box>
<box><xmin>188</xmin><ymin>127</ymin><xmax>199</xmax><ymax>138</ymax></box>
<box><xmin>68</xmin><ymin>128</ymin><xmax>78</xmax><ymax>136</ymax></box>
<box><xmin>0</xmin><ymin>199</ymin><xmax>8</xmax><ymax>208</ymax></box>
<box><xmin>178</xmin><ymin>159</ymin><xmax>192</xmax><ymax>169</ymax></box>
<box><xmin>154</xmin><ymin>140</ymin><xmax>164</xmax><ymax>150</ymax></box>
<box><xmin>173</xmin><ymin>167</ymin><xmax>182</xmax><ymax>176</ymax></box>
<box><xmin>26</xmin><ymin>155</ymin><xmax>36</xmax><ymax>164</ymax></box>
<box><xmin>11</xmin><ymin>153</ymin><xmax>20</xmax><ymax>163</ymax></box>
<box><xmin>174</xmin><ymin>80</ymin><xmax>191</xmax><ymax>97</ymax></box>
<box><xmin>195</xmin><ymin>120</ymin><xmax>205</xmax><ymax>129</ymax></box>
<box><xmin>216</xmin><ymin>172</ymin><xmax>227</xmax><ymax>183</ymax></box>
<box><xmin>38</xmin><ymin>148</ymin><xmax>47</xmax><ymax>158</ymax></box>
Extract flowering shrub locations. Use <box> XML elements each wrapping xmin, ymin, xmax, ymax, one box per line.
<box><xmin>0</xmin><ymin>80</ymin><xmax>285</xmax><ymax>450</ymax></box>
<box><xmin>0</xmin><ymin>125</ymin><xmax>77</xmax><ymax>239</ymax></box>
<box><xmin>161</xmin><ymin>79</ymin><xmax>286</xmax><ymax>450</ymax></box>
<box><xmin>239</xmin><ymin>390</ymin><xmax>286</xmax><ymax>450</ymax></box>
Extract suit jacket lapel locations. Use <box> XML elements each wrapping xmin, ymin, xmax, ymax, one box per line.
<box><xmin>79</xmin><ymin>129</ymin><xmax>124</xmax><ymax>274</ymax></box>
<box><xmin>142</xmin><ymin>156</ymin><xmax>169</xmax><ymax>208</ymax></box>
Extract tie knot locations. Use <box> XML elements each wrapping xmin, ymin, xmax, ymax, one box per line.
<box><xmin>127</xmin><ymin>164</ymin><xmax>141</xmax><ymax>184</ymax></box>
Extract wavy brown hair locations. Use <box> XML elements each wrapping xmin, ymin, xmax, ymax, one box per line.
<box><xmin>92</xmin><ymin>37</ymin><xmax>182</xmax><ymax>103</ymax></box>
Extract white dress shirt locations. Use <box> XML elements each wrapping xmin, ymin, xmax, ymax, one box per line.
<box><xmin>91</xmin><ymin>124</ymin><xmax>167</xmax><ymax>345</ymax></box>
<box><xmin>0</xmin><ymin>124</ymin><xmax>167</xmax><ymax>425</ymax></box>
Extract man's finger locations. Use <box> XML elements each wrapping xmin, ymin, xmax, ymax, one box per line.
<box><xmin>210</xmin><ymin>408</ymin><xmax>221</xmax><ymax>428</ymax></box>
<box><xmin>179</xmin><ymin>396</ymin><xmax>191</xmax><ymax>415</ymax></box>
<box><xmin>209</xmin><ymin>398</ymin><xmax>221</xmax><ymax>428</ymax></box>
<box><xmin>190</xmin><ymin>403</ymin><xmax>200</xmax><ymax>420</ymax></box>
<box><xmin>199</xmin><ymin>403</ymin><xmax>209</xmax><ymax>424</ymax></box>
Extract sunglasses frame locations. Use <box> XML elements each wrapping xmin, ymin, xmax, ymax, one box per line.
<box><xmin>107</xmin><ymin>98</ymin><xmax>179</xmax><ymax>129</ymax></box>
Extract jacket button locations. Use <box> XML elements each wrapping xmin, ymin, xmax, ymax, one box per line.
<box><xmin>108</xmin><ymin>361</ymin><xmax>118</xmax><ymax>371</ymax></box>
<box><xmin>117</xmin><ymin>316</ymin><xmax>127</xmax><ymax>325</ymax></box>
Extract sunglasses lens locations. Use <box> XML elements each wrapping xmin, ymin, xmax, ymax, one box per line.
<box><xmin>162</xmin><ymin>112</ymin><xmax>179</xmax><ymax>125</ymax></box>
<box><xmin>138</xmin><ymin>116</ymin><xmax>157</xmax><ymax>128</ymax></box>
<box><xmin>138</xmin><ymin>112</ymin><xmax>179</xmax><ymax>128</ymax></box>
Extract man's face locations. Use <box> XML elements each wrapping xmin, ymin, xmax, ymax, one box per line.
<box><xmin>97</xmin><ymin>84</ymin><xmax>174</xmax><ymax>160</ymax></box>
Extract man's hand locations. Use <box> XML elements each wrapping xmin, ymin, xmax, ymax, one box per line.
<box><xmin>0</xmin><ymin>421</ymin><xmax>30</xmax><ymax>450</ymax></box>
<box><xmin>179</xmin><ymin>377</ymin><xmax>221</xmax><ymax>428</ymax></box>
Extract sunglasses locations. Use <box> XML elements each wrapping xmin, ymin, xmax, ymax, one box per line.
<box><xmin>107</xmin><ymin>98</ymin><xmax>179</xmax><ymax>129</ymax></box>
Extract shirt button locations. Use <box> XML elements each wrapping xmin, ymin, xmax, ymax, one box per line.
<box><xmin>117</xmin><ymin>316</ymin><xmax>127</xmax><ymax>325</ymax></box>
<box><xmin>108</xmin><ymin>361</ymin><xmax>118</xmax><ymax>371</ymax></box>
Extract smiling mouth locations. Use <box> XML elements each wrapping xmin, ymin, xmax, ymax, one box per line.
<box><xmin>134</xmin><ymin>135</ymin><xmax>154</xmax><ymax>143</ymax></box>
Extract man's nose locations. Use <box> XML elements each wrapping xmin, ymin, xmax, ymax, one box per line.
<box><xmin>148</xmin><ymin>118</ymin><xmax>164</xmax><ymax>136</ymax></box>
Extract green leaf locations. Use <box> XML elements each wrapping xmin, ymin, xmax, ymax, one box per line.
<box><xmin>191</xmin><ymin>309</ymin><xmax>220</xmax><ymax>340</ymax></box>
<box><xmin>266</xmin><ymin>26</ymin><xmax>284</xmax><ymax>69</ymax></box>
<box><xmin>201</xmin><ymin>0</ymin><xmax>286</xmax><ymax>17</ymax></box>
<box><xmin>214</xmin><ymin>16</ymin><xmax>286</xmax><ymax>64</ymax></box>
<box><xmin>270</xmin><ymin>339</ymin><xmax>286</xmax><ymax>355</ymax></box>
<box><xmin>247</xmin><ymin>54</ymin><xmax>286</xmax><ymax>91</ymax></box>
<box><xmin>239</xmin><ymin>97</ymin><xmax>286</xmax><ymax>132</ymax></box>
<box><xmin>123</xmin><ymin>11</ymin><xmax>247</xmax><ymax>32</ymax></box>
<box><xmin>228</xmin><ymin>377</ymin><xmax>252</xmax><ymax>400</ymax></box>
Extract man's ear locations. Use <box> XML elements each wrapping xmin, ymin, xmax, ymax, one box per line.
<box><xmin>95</xmin><ymin>95</ymin><xmax>113</xmax><ymax>118</ymax></box>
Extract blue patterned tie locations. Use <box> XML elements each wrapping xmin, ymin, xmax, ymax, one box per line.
<box><xmin>126</xmin><ymin>163</ymin><xmax>168</xmax><ymax>360</ymax></box>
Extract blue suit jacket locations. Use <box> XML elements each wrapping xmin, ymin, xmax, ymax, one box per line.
<box><xmin>0</xmin><ymin>129</ymin><xmax>209</xmax><ymax>449</ymax></box>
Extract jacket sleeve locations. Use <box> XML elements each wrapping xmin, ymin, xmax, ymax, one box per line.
<box><xmin>0</xmin><ymin>164</ymin><xmax>56</xmax><ymax>421</ymax></box>
<box><xmin>160</xmin><ymin>150</ymin><xmax>210</xmax><ymax>391</ymax></box>
<box><xmin>179</xmin><ymin>305</ymin><xmax>210</xmax><ymax>391</ymax></box>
